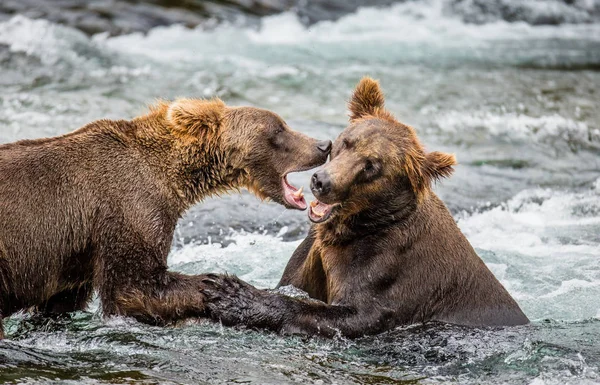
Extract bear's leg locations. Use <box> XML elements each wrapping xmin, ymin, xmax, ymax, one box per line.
<box><xmin>101</xmin><ymin>272</ymin><xmax>207</xmax><ymax>325</ymax></box>
<box><xmin>39</xmin><ymin>283</ymin><xmax>94</xmax><ymax>315</ymax></box>
<box><xmin>202</xmin><ymin>274</ymin><xmax>393</xmax><ymax>338</ymax></box>
<box><xmin>0</xmin><ymin>257</ymin><xmax>8</xmax><ymax>339</ymax></box>
<box><xmin>95</xmin><ymin>225</ymin><xmax>208</xmax><ymax>324</ymax></box>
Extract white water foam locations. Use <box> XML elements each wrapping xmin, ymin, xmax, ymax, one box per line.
<box><xmin>1</xmin><ymin>1</ymin><xmax>597</xmax><ymax>62</ymax></box>
<box><xmin>0</xmin><ymin>16</ymin><xmax>113</xmax><ymax>66</ymax></box>
<box><xmin>458</xmin><ymin>179</ymin><xmax>600</xmax><ymax>320</ymax></box>
<box><xmin>103</xmin><ymin>0</ymin><xmax>600</xmax><ymax>61</ymax></box>
<box><xmin>432</xmin><ymin>111</ymin><xmax>600</xmax><ymax>147</ymax></box>
<box><xmin>0</xmin><ymin>15</ymin><xmax>149</xmax><ymax>81</ymax></box>
<box><xmin>168</xmin><ymin>230</ymin><xmax>301</xmax><ymax>289</ymax></box>
<box><xmin>0</xmin><ymin>15</ymin><xmax>90</xmax><ymax>65</ymax></box>
<box><xmin>458</xmin><ymin>181</ymin><xmax>600</xmax><ymax>257</ymax></box>
<box><xmin>247</xmin><ymin>1</ymin><xmax>600</xmax><ymax>45</ymax></box>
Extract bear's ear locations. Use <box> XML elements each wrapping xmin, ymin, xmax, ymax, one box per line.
<box><xmin>167</xmin><ymin>98</ymin><xmax>225</xmax><ymax>137</ymax></box>
<box><xmin>423</xmin><ymin>151</ymin><xmax>456</xmax><ymax>182</ymax></box>
<box><xmin>348</xmin><ymin>76</ymin><xmax>389</xmax><ymax>121</ymax></box>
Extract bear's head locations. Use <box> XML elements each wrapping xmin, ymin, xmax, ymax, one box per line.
<box><xmin>166</xmin><ymin>98</ymin><xmax>331</xmax><ymax>210</ymax></box>
<box><xmin>307</xmin><ymin>77</ymin><xmax>456</xmax><ymax>224</ymax></box>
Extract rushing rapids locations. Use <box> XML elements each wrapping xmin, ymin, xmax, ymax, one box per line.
<box><xmin>1</xmin><ymin>0</ymin><xmax>599</xmax><ymax>383</ymax></box>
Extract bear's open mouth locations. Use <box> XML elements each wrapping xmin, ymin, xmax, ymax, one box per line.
<box><xmin>282</xmin><ymin>175</ymin><xmax>307</xmax><ymax>210</ymax></box>
<box><xmin>308</xmin><ymin>199</ymin><xmax>337</xmax><ymax>223</ymax></box>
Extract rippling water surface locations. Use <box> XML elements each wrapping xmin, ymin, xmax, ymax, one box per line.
<box><xmin>1</xmin><ymin>1</ymin><xmax>599</xmax><ymax>383</ymax></box>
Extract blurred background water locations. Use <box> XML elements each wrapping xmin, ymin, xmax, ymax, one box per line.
<box><xmin>0</xmin><ymin>0</ymin><xmax>599</xmax><ymax>384</ymax></box>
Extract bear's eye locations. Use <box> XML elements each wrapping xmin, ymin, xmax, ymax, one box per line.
<box><xmin>358</xmin><ymin>159</ymin><xmax>381</xmax><ymax>183</ymax></box>
<box><xmin>274</xmin><ymin>126</ymin><xmax>284</xmax><ymax>135</ymax></box>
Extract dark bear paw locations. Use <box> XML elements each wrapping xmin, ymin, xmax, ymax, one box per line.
<box><xmin>201</xmin><ymin>274</ymin><xmax>283</xmax><ymax>329</ymax></box>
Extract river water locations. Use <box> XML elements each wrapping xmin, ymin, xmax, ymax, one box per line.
<box><xmin>1</xmin><ymin>1</ymin><xmax>600</xmax><ymax>383</ymax></box>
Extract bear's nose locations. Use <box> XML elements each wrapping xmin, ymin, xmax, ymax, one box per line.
<box><xmin>316</xmin><ymin>140</ymin><xmax>332</xmax><ymax>154</ymax></box>
<box><xmin>311</xmin><ymin>170</ymin><xmax>331</xmax><ymax>196</ymax></box>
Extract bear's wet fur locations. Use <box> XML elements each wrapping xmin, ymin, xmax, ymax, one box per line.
<box><xmin>0</xmin><ymin>98</ymin><xmax>331</xmax><ymax>339</ymax></box>
<box><xmin>202</xmin><ymin>77</ymin><xmax>529</xmax><ymax>338</ymax></box>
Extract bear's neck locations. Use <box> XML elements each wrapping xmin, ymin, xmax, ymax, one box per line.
<box><xmin>171</xmin><ymin>139</ymin><xmax>246</xmax><ymax>210</ymax></box>
<box><xmin>316</xmin><ymin>190</ymin><xmax>422</xmax><ymax>246</ymax></box>
<box><xmin>129</xmin><ymin>114</ymin><xmax>244</xmax><ymax>213</ymax></box>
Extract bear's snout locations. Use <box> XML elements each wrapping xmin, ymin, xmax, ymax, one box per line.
<box><xmin>311</xmin><ymin>170</ymin><xmax>331</xmax><ymax>197</ymax></box>
<box><xmin>316</xmin><ymin>140</ymin><xmax>332</xmax><ymax>154</ymax></box>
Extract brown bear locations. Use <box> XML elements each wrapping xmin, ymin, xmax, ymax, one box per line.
<box><xmin>201</xmin><ymin>78</ymin><xmax>530</xmax><ymax>338</ymax></box>
<box><xmin>0</xmin><ymin>98</ymin><xmax>331</xmax><ymax>339</ymax></box>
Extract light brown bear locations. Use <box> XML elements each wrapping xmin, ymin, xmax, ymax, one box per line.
<box><xmin>201</xmin><ymin>78</ymin><xmax>529</xmax><ymax>337</ymax></box>
<box><xmin>0</xmin><ymin>98</ymin><xmax>331</xmax><ymax>339</ymax></box>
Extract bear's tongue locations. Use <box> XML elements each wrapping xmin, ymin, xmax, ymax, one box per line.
<box><xmin>282</xmin><ymin>176</ymin><xmax>307</xmax><ymax>210</ymax></box>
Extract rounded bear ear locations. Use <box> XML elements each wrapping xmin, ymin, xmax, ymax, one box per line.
<box><xmin>167</xmin><ymin>98</ymin><xmax>225</xmax><ymax>137</ymax></box>
<box><xmin>424</xmin><ymin>151</ymin><xmax>457</xmax><ymax>182</ymax></box>
<box><xmin>348</xmin><ymin>77</ymin><xmax>393</xmax><ymax>121</ymax></box>
<box><xmin>404</xmin><ymin>151</ymin><xmax>455</xmax><ymax>200</ymax></box>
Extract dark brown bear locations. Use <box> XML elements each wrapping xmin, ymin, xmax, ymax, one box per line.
<box><xmin>201</xmin><ymin>78</ymin><xmax>529</xmax><ymax>338</ymax></box>
<box><xmin>0</xmin><ymin>98</ymin><xmax>331</xmax><ymax>339</ymax></box>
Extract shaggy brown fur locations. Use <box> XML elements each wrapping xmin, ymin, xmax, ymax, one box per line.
<box><xmin>201</xmin><ymin>78</ymin><xmax>529</xmax><ymax>337</ymax></box>
<box><xmin>0</xmin><ymin>98</ymin><xmax>331</xmax><ymax>338</ymax></box>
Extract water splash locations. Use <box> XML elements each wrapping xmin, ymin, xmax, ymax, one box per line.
<box><xmin>458</xmin><ymin>181</ymin><xmax>600</xmax><ymax>321</ymax></box>
<box><xmin>1</xmin><ymin>2</ymin><xmax>599</xmax><ymax>383</ymax></box>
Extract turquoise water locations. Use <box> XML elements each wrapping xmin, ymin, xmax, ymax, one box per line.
<box><xmin>1</xmin><ymin>1</ymin><xmax>600</xmax><ymax>383</ymax></box>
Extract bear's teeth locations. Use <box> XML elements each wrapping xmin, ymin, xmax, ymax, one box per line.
<box><xmin>310</xmin><ymin>200</ymin><xmax>318</xmax><ymax>207</ymax></box>
<box><xmin>313</xmin><ymin>209</ymin><xmax>324</xmax><ymax>217</ymax></box>
<box><xmin>293</xmin><ymin>186</ymin><xmax>304</xmax><ymax>199</ymax></box>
